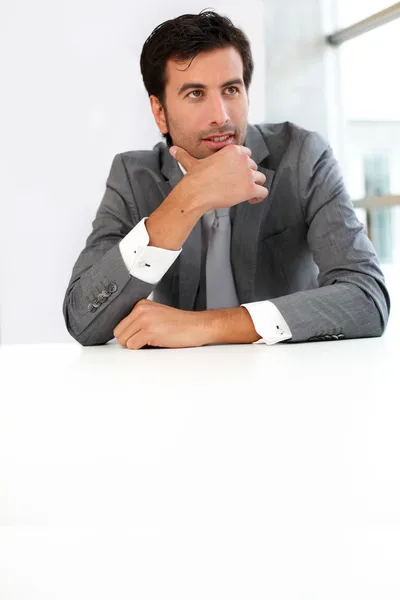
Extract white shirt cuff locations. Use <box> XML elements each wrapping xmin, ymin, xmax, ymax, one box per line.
<box><xmin>119</xmin><ymin>217</ymin><xmax>182</xmax><ymax>284</ymax></box>
<box><xmin>241</xmin><ymin>300</ymin><xmax>293</xmax><ymax>345</ymax></box>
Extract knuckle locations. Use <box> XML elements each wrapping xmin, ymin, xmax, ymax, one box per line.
<box><xmin>135</xmin><ymin>300</ymin><xmax>148</xmax><ymax>313</ymax></box>
<box><xmin>140</xmin><ymin>314</ymin><xmax>150</xmax><ymax>327</ymax></box>
<box><xmin>138</xmin><ymin>318</ymin><xmax>151</xmax><ymax>334</ymax></box>
<box><xmin>136</xmin><ymin>298</ymin><xmax>148</xmax><ymax>306</ymax></box>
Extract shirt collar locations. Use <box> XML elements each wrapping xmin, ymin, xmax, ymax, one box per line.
<box><xmin>177</xmin><ymin>162</ymin><xmax>187</xmax><ymax>175</ymax></box>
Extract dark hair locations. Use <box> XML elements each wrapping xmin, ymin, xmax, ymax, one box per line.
<box><xmin>140</xmin><ymin>9</ymin><xmax>254</xmax><ymax>146</ymax></box>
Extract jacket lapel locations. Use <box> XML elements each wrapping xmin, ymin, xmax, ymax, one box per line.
<box><xmin>231</xmin><ymin>124</ymin><xmax>275</xmax><ymax>303</ymax></box>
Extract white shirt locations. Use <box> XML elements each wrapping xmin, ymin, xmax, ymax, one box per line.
<box><xmin>118</xmin><ymin>161</ymin><xmax>292</xmax><ymax>345</ymax></box>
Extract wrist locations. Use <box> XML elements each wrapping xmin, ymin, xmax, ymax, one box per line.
<box><xmin>178</xmin><ymin>173</ymin><xmax>213</xmax><ymax>215</ymax></box>
<box><xmin>146</xmin><ymin>177</ymin><xmax>204</xmax><ymax>250</ymax></box>
<box><xmin>199</xmin><ymin>307</ymin><xmax>262</xmax><ymax>345</ymax></box>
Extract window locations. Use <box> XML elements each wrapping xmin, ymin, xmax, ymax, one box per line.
<box><xmin>363</xmin><ymin>154</ymin><xmax>393</xmax><ymax>263</ymax></box>
<box><xmin>336</xmin><ymin>0</ymin><xmax>395</xmax><ymax>28</ymax></box>
<box><xmin>328</xmin><ymin>3</ymin><xmax>400</xmax><ymax>303</ymax></box>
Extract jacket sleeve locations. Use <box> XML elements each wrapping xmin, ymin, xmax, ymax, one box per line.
<box><xmin>269</xmin><ymin>131</ymin><xmax>391</xmax><ymax>342</ymax></box>
<box><xmin>62</xmin><ymin>153</ymin><xmax>156</xmax><ymax>346</ymax></box>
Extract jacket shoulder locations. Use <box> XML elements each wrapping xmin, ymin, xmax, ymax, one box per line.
<box><xmin>259</xmin><ymin>120</ymin><xmax>330</xmax><ymax>146</ymax></box>
<box><xmin>118</xmin><ymin>141</ymin><xmax>166</xmax><ymax>173</ymax></box>
<box><xmin>254</xmin><ymin>121</ymin><xmax>328</xmax><ymax>167</ymax></box>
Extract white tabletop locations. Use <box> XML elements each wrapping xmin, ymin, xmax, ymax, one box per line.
<box><xmin>1</xmin><ymin>323</ymin><xmax>399</xmax><ymax>599</ymax></box>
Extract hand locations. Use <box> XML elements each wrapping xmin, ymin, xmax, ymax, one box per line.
<box><xmin>113</xmin><ymin>299</ymin><xmax>209</xmax><ymax>349</ymax></box>
<box><xmin>170</xmin><ymin>143</ymin><xmax>269</xmax><ymax>211</ymax></box>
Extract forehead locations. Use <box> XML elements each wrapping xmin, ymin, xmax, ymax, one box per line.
<box><xmin>165</xmin><ymin>46</ymin><xmax>244</xmax><ymax>92</ymax></box>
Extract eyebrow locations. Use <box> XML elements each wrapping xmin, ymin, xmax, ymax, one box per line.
<box><xmin>177</xmin><ymin>78</ymin><xmax>244</xmax><ymax>96</ymax></box>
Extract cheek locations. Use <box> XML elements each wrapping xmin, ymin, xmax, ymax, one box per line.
<box><xmin>236</xmin><ymin>96</ymin><xmax>248</xmax><ymax>114</ymax></box>
<box><xmin>173</xmin><ymin>114</ymin><xmax>201</xmax><ymax>140</ymax></box>
<box><xmin>169</xmin><ymin>113</ymin><xmax>190</xmax><ymax>135</ymax></box>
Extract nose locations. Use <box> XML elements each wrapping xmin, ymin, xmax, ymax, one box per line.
<box><xmin>207</xmin><ymin>95</ymin><xmax>229</xmax><ymax>128</ymax></box>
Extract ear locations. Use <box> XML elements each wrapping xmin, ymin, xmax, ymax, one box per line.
<box><xmin>150</xmin><ymin>95</ymin><xmax>168</xmax><ymax>135</ymax></box>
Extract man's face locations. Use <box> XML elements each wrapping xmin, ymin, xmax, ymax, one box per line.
<box><xmin>151</xmin><ymin>46</ymin><xmax>249</xmax><ymax>159</ymax></box>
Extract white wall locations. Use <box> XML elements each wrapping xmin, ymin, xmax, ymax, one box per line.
<box><xmin>263</xmin><ymin>0</ymin><xmax>343</xmax><ymax>155</ymax></box>
<box><xmin>0</xmin><ymin>0</ymin><xmax>266</xmax><ymax>343</ymax></box>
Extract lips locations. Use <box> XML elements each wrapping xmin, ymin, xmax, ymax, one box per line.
<box><xmin>203</xmin><ymin>133</ymin><xmax>234</xmax><ymax>141</ymax></box>
<box><xmin>202</xmin><ymin>133</ymin><xmax>235</xmax><ymax>150</ymax></box>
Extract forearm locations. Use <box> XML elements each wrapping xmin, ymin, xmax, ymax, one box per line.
<box><xmin>145</xmin><ymin>176</ymin><xmax>206</xmax><ymax>250</ymax></box>
<box><xmin>270</xmin><ymin>280</ymin><xmax>389</xmax><ymax>342</ymax></box>
<box><xmin>201</xmin><ymin>307</ymin><xmax>262</xmax><ymax>345</ymax></box>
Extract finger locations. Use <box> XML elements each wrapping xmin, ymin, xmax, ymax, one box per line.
<box><xmin>117</xmin><ymin>321</ymin><xmax>142</xmax><ymax>346</ymax></box>
<box><xmin>113</xmin><ymin>299</ymin><xmax>151</xmax><ymax>338</ymax></box>
<box><xmin>248</xmin><ymin>157</ymin><xmax>258</xmax><ymax>171</ymax></box>
<box><xmin>114</xmin><ymin>314</ymin><xmax>136</xmax><ymax>339</ymax></box>
<box><xmin>253</xmin><ymin>184</ymin><xmax>269</xmax><ymax>201</ymax></box>
<box><xmin>170</xmin><ymin>145</ymin><xmax>197</xmax><ymax>171</ymax></box>
<box><xmin>113</xmin><ymin>318</ymin><xmax>130</xmax><ymax>339</ymax></box>
<box><xmin>126</xmin><ymin>330</ymin><xmax>148</xmax><ymax>350</ymax></box>
<box><xmin>237</xmin><ymin>146</ymin><xmax>252</xmax><ymax>157</ymax></box>
<box><xmin>252</xmin><ymin>170</ymin><xmax>267</xmax><ymax>186</ymax></box>
<box><xmin>248</xmin><ymin>194</ymin><xmax>267</xmax><ymax>204</ymax></box>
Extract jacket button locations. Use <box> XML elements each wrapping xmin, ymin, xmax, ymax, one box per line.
<box><xmin>98</xmin><ymin>293</ymin><xmax>108</xmax><ymax>304</ymax></box>
<box><xmin>108</xmin><ymin>283</ymin><xmax>117</xmax><ymax>294</ymax></box>
<box><xmin>338</xmin><ymin>333</ymin><xmax>345</xmax><ymax>339</ymax></box>
<box><xmin>101</xmin><ymin>288</ymin><xmax>111</xmax><ymax>298</ymax></box>
<box><xmin>92</xmin><ymin>300</ymin><xmax>101</xmax><ymax>308</ymax></box>
<box><xmin>323</xmin><ymin>335</ymin><xmax>332</xmax><ymax>341</ymax></box>
<box><xmin>88</xmin><ymin>303</ymin><xmax>97</xmax><ymax>313</ymax></box>
<box><xmin>309</xmin><ymin>337</ymin><xmax>318</xmax><ymax>342</ymax></box>
<box><xmin>331</xmin><ymin>335</ymin><xmax>339</xmax><ymax>341</ymax></box>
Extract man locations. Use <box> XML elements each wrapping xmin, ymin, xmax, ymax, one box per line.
<box><xmin>63</xmin><ymin>10</ymin><xmax>390</xmax><ymax>349</ymax></box>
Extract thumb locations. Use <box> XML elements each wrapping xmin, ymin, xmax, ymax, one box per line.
<box><xmin>169</xmin><ymin>145</ymin><xmax>197</xmax><ymax>172</ymax></box>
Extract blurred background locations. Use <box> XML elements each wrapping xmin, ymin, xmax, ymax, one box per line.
<box><xmin>0</xmin><ymin>0</ymin><xmax>399</xmax><ymax>343</ymax></box>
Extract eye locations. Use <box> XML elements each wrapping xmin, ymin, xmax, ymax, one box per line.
<box><xmin>225</xmin><ymin>86</ymin><xmax>239</xmax><ymax>95</ymax></box>
<box><xmin>187</xmin><ymin>90</ymin><xmax>203</xmax><ymax>98</ymax></box>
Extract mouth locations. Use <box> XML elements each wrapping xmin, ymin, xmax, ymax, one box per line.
<box><xmin>202</xmin><ymin>133</ymin><xmax>235</xmax><ymax>149</ymax></box>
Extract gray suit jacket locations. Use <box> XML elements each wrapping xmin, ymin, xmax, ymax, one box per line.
<box><xmin>63</xmin><ymin>121</ymin><xmax>390</xmax><ymax>345</ymax></box>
